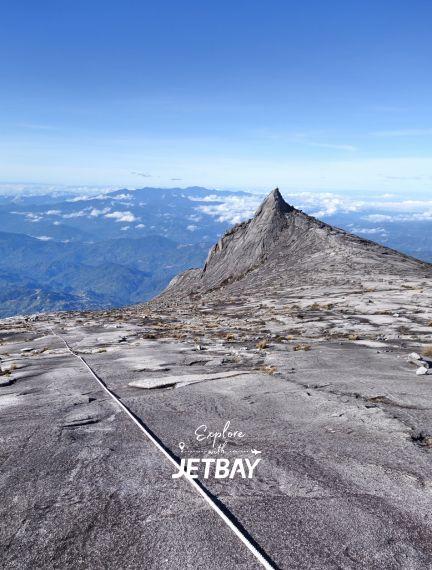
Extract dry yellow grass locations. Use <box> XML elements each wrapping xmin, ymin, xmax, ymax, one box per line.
<box><xmin>348</xmin><ymin>333</ymin><xmax>360</xmax><ymax>341</ymax></box>
<box><xmin>256</xmin><ymin>340</ymin><xmax>269</xmax><ymax>350</ymax></box>
<box><xmin>293</xmin><ymin>344</ymin><xmax>311</xmax><ymax>352</ymax></box>
<box><xmin>257</xmin><ymin>365</ymin><xmax>278</xmax><ymax>375</ymax></box>
<box><xmin>273</xmin><ymin>335</ymin><xmax>290</xmax><ymax>343</ymax></box>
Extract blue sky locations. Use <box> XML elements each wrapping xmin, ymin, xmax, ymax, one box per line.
<box><xmin>1</xmin><ymin>1</ymin><xmax>431</xmax><ymax>195</ymax></box>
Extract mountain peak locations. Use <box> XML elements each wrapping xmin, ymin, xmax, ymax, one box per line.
<box><xmin>256</xmin><ymin>188</ymin><xmax>294</xmax><ymax>218</ymax></box>
<box><xmin>159</xmin><ymin>186</ymin><xmax>432</xmax><ymax>299</ymax></box>
<box><xmin>191</xmin><ymin>188</ymin><xmax>298</xmax><ymax>289</ymax></box>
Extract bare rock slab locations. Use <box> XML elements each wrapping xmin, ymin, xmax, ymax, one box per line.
<box><xmin>128</xmin><ymin>370</ymin><xmax>250</xmax><ymax>389</ymax></box>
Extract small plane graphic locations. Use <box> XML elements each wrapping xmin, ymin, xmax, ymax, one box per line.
<box><xmin>251</xmin><ymin>449</ymin><xmax>262</xmax><ymax>455</ymax></box>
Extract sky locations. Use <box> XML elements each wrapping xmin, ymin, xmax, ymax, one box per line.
<box><xmin>1</xmin><ymin>1</ymin><xmax>432</xmax><ymax>196</ymax></box>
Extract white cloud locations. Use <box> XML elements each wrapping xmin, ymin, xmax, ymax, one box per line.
<box><xmin>135</xmin><ymin>223</ymin><xmax>145</xmax><ymax>228</ymax></box>
<box><xmin>194</xmin><ymin>192</ymin><xmax>364</xmax><ymax>224</ymax></box>
<box><xmin>112</xmin><ymin>193</ymin><xmax>133</xmax><ymax>200</ymax></box>
<box><xmin>46</xmin><ymin>209</ymin><xmax>61</xmax><ymax>215</ymax></box>
<box><xmin>187</xmin><ymin>224</ymin><xmax>198</xmax><ymax>231</ymax></box>
<box><xmin>89</xmin><ymin>207</ymin><xmax>111</xmax><ymax>217</ymax></box>
<box><xmin>0</xmin><ymin>183</ymin><xmax>123</xmax><ymax>203</ymax></box>
<box><xmin>192</xmin><ymin>190</ymin><xmax>432</xmax><ymax>227</ymax></box>
<box><xmin>11</xmin><ymin>211</ymin><xmax>44</xmax><ymax>222</ymax></box>
<box><xmin>120</xmin><ymin>226</ymin><xmax>130</xmax><ymax>230</ymax></box>
<box><xmin>67</xmin><ymin>194</ymin><xmax>109</xmax><ymax>202</ymax></box>
<box><xmin>368</xmin><ymin>199</ymin><xmax>432</xmax><ymax>212</ymax></box>
<box><xmin>62</xmin><ymin>210</ymin><xmax>88</xmax><ymax>218</ymax></box>
<box><xmin>34</xmin><ymin>235</ymin><xmax>53</xmax><ymax>241</ymax></box>
<box><xmin>280</xmin><ymin>192</ymin><xmax>432</xmax><ymax>220</ymax></box>
<box><xmin>365</xmin><ymin>212</ymin><xmax>432</xmax><ymax>222</ymax></box>
<box><xmin>54</xmin><ymin>206</ymin><xmax>112</xmax><ymax>219</ymax></box>
<box><xmin>351</xmin><ymin>227</ymin><xmax>388</xmax><ymax>235</ymax></box>
<box><xmin>105</xmin><ymin>210</ymin><xmax>138</xmax><ymax>222</ymax></box>
<box><xmin>308</xmin><ymin>194</ymin><xmax>364</xmax><ymax>217</ymax></box>
<box><xmin>14</xmin><ymin>212</ymin><xmax>42</xmax><ymax>221</ymax></box>
<box><xmin>195</xmin><ymin>194</ymin><xmax>262</xmax><ymax>224</ymax></box>
<box><xmin>189</xmin><ymin>194</ymin><xmax>221</xmax><ymax>203</ymax></box>
<box><xmin>364</xmin><ymin>214</ymin><xmax>394</xmax><ymax>222</ymax></box>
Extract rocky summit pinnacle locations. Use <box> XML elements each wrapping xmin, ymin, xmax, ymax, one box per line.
<box><xmin>158</xmin><ymin>187</ymin><xmax>431</xmax><ymax>302</ymax></box>
<box><xmin>198</xmin><ymin>188</ymin><xmax>297</xmax><ymax>289</ymax></box>
<box><xmin>254</xmin><ymin>187</ymin><xmax>294</xmax><ymax>218</ymax></box>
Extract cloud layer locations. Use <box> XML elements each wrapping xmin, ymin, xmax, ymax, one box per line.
<box><xmin>191</xmin><ymin>191</ymin><xmax>432</xmax><ymax>225</ymax></box>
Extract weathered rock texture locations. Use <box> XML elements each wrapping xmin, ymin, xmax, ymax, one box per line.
<box><xmin>159</xmin><ymin>188</ymin><xmax>430</xmax><ymax>304</ymax></box>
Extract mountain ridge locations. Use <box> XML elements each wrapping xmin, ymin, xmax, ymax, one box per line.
<box><xmin>158</xmin><ymin>188</ymin><xmax>431</xmax><ymax>303</ymax></box>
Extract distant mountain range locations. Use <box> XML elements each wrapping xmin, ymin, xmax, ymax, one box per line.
<box><xmin>0</xmin><ymin>185</ymin><xmax>431</xmax><ymax>317</ymax></box>
<box><xmin>0</xmin><ymin>187</ymin><xmax>241</xmax><ymax>317</ymax></box>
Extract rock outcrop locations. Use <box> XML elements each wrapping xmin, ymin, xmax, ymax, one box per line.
<box><xmin>201</xmin><ymin>188</ymin><xmax>294</xmax><ymax>288</ymax></box>
<box><xmin>159</xmin><ymin>188</ymin><xmax>429</xmax><ymax>301</ymax></box>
